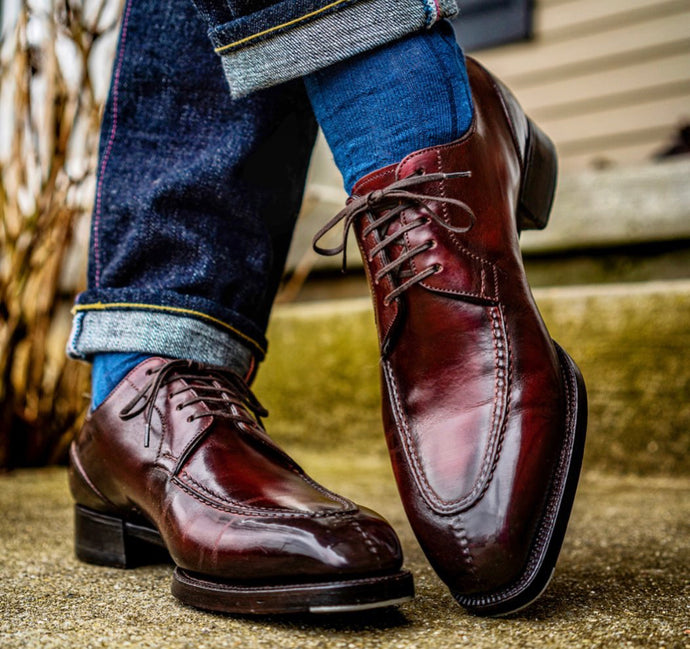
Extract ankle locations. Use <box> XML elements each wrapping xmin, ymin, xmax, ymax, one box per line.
<box><xmin>305</xmin><ymin>21</ymin><xmax>473</xmax><ymax>193</ymax></box>
<box><xmin>91</xmin><ymin>352</ymin><xmax>152</xmax><ymax>409</ymax></box>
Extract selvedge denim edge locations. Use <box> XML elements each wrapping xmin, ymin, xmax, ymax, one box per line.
<box><xmin>205</xmin><ymin>0</ymin><xmax>459</xmax><ymax>98</ymax></box>
<box><xmin>68</xmin><ymin>306</ymin><xmax>255</xmax><ymax>375</ymax></box>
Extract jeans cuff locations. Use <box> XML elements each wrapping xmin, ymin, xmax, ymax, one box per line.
<box><xmin>212</xmin><ymin>0</ymin><xmax>459</xmax><ymax>98</ymax></box>
<box><xmin>67</xmin><ymin>307</ymin><xmax>256</xmax><ymax>377</ymax></box>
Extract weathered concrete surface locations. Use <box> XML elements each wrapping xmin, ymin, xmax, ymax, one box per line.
<box><xmin>1</xmin><ymin>467</ymin><xmax>688</xmax><ymax>649</ymax></box>
<box><xmin>257</xmin><ymin>280</ymin><xmax>690</xmax><ymax>476</ymax></box>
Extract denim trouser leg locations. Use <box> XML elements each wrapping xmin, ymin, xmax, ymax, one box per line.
<box><xmin>68</xmin><ymin>0</ymin><xmax>317</xmax><ymax>372</ymax></box>
<box><xmin>190</xmin><ymin>0</ymin><xmax>459</xmax><ymax>97</ymax></box>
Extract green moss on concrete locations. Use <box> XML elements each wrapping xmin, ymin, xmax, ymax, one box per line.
<box><xmin>254</xmin><ymin>300</ymin><xmax>384</xmax><ymax>459</ymax></box>
<box><xmin>256</xmin><ymin>281</ymin><xmax>690</xmax><ymax>476</ymax></box>
<box><xmin>537</xmin><ymin>281</ymin><xmax>690</xmax><ymax>476</ymax></box>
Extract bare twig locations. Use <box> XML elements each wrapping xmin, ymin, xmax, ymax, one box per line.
<box><xmin>0</xmin><ymin>0</ymin><xmax>123</xmax><ymax>467</ymax></box>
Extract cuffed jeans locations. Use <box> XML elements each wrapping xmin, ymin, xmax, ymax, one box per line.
<box><xmin>68</xmin><ymin>0</ymin><xmax>458</xmax><ymax>372</ymax></box>
<box><xmin>193</xmin><ymin>0</ymin><xmax>458</xmax><ymax>97</ymax></box>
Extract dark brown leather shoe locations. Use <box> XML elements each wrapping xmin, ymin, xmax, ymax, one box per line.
<box><xmin>313</xmin><ymin>57</ymin><xmax>587</xmax><ymax>616</ymax></box>
<box><xmin>69</xmin><ymin>358</ymin><xmax>413</xmax><ymax>614</ymax></box>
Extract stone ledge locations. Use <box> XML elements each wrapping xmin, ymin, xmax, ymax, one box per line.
<box><xmin>287</xmin><ymin>157</ymin><xmax>690</xmax><ymax>273</ymax></box>
<box><xmin>521</xmin><ymin>157</ymin><xmax>690</xmax><ymax>253</ymax></box>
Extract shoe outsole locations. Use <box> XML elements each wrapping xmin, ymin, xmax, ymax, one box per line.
<box><xmin>172</xmin><ymin>567</ymin><xmax>414</xmax><ymax>615</ymax></box>
<box><xmin>74</xmin><ymin>505</ymin><xmax>414</xmax><ymax>615</ymax></box>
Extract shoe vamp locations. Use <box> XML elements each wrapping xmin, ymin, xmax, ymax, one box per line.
<box><xmin>176</xmin><ymin>423</ymin><xmax>353</xmax><ymax>516</ymax></box>
<box><xmin>385</xmin><ymin>289</ymin><xmax>508</xmax><ymax>512</ymax></box>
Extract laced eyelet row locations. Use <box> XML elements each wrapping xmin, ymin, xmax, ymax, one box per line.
<box><xmin>119</xmin><ymin>359</ymin><xmax>268</xmax><ymax>448</ymax></box>
<box><xmin>312</xmin><ymin>170</ymin><xmax>473</xmax><ymax>307</ymax></box>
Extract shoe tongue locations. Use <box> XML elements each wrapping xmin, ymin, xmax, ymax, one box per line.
<box><xmin>351</xmin><ymin>142</ymin><xmax>448</xmax><ymax>196</ymax></box>
<box><xmin>351</xmin><ymin>163</ymin><xmax>398</xmax><ymax>196</ymax></box>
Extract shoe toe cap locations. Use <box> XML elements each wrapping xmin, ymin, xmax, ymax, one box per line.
<box><xmin>165</xmin><ymin>495</ymin><xmax>404</xmax><ymax>582</ymax></box>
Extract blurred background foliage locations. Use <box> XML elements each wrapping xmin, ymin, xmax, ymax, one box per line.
<box><xmin>0</xmin><ymin>0</ymin><xmax>122</xmax><ymax>467</ymax></box>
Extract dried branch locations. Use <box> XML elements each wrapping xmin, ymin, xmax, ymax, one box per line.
<box><xmin>0</xmin><ymin>0</ymin><xmax>123</xmax><ymax>467</ymax></box>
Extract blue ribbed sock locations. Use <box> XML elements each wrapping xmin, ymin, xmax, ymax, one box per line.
<box><xmin>91</xmin><ymin>352</ymin><xmax>152</xmax><ymax>409</ymax></box>
<box><xmin>304</xmin><ymin>21</ymin><xmax>474</xmax><ymax>193</ymax></box>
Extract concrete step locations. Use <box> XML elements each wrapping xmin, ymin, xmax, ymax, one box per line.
<box><xmin>255</xmin><ymin>279</ymin><xmax>690</xmax><ymax>476</ymax></box>
<box><xmin>290</xmin><ymin>156</ymin><xmax>690</xmax><ymax>274</ymax></box>
<box><xmin>280</xmin><ymin>158</ymin><xmax>690</xmax><ymax>303</ymax></box>
<box><xmin>2</xmin><ymin>467</ymin><xmax>688</xmax><ymax>647</ymax></box>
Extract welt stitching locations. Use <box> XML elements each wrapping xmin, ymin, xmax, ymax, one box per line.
<box><xmin>180</xmin><ymin>571</ymin><xmax>401</xmax><ymax>593</ymax></box>
<box><xmin>458</xmin><ymin>349</ymin><xmax>577</xmax><ymax>606</ymax></box>
<box><xmin>499</xmin><ymin>352</ymin><xmax>575</xmax><ymax>599</ymax></box>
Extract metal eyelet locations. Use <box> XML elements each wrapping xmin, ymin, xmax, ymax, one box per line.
<box><xmin>186</xmin><ymin>416</ymin><xmax>194</xmax><ymax>423</ymax></box>
<box><xmin>434</xmin><ymin>264</ymin><xmax>444</xmax><ymax>274</ymax></box>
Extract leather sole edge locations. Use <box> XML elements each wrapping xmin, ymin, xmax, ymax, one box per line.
<box><xmin>171</xmin><ymin>567</ymin><xmax>415</xmax><ymax>615</ymax></box>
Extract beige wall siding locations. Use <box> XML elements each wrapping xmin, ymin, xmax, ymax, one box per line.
<box><xmin>474</xmin><ymin>0</ymin><xmax>690</xmax><ymax>170</ymax></box>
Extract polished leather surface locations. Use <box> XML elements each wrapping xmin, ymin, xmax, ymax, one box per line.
<box><xmin>349</xmin><ymin>58</ymin><xmax>577</xmax><ymax>598</ymax></box>
<box><xmin>69</xmin><ymin>358</ymin><xmax>403</xmax><ymax>582</ymax></box>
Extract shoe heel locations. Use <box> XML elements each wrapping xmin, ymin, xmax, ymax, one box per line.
<box><xmin>517</xmin><ymin>119</ymin><xmax>558</xmax><ymax>231</ymax></box>
<box><xmin>75</xmin><ymin>505</ymin><xmax>170</xmax><ymax>568</ymax></box>
<box><xmin>75</xmin><ymin>505</ymin><xmax>133</xmax><ymax>568</ymax></box>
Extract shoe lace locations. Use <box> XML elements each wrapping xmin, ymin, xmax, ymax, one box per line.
<box><xmin>312</xmin><ymin>171</ymin><xmax>475</xmax><ymax>305</ymax></box>
<box><xmin>119</xmin><ymin>359</ymin><xmax>268</xmax><ymax>448</ymax></box>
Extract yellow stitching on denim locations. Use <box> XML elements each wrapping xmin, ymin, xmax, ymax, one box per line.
<box><xmin>214</xmin><ymin>0</ymin><xmax>351</xmax><ymax>53</ymax></box>
<box><xmin>71</xmin><ymin>302</ymin><xmax>265</xmax><ymax>353</ymax></box>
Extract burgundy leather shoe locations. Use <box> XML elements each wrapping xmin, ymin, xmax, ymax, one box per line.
<box><xmin>69</xmin><ymin>358</ymin><xmax>413</xmax><ymax>614</ymax></box>
<box><xmin>313</xmin><ymin>57</ymin><xmax>587</xmax><ymax>616</ymax></box>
